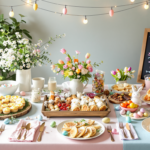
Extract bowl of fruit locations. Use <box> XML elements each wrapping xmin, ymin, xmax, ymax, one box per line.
<box><xmin>120</xmin><ymin>100</ymin><xmax>139</xmax><ymax>112</ymax></box>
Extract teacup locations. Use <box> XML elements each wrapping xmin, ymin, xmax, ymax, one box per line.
<box><xmin>32</xmin><ymin>77</ymin><xmax>45</xmax><ymax>90</ymax></box>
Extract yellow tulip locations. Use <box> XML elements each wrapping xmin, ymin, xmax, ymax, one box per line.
<box><xmin>76</xmin><ymin>69</ymin><xmax>81</xmax><ymax>74</ymax></box>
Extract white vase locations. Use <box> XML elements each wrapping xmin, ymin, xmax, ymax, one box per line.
<box><xmin>69</xmin><ymin>79</ymin><xmax>88</xmax><ymax>94</ymax></box>
<box><xmin>116</xmin><ymin>80</ymin><xmax>127</xmax><ymax>84</ymax></box>
<box><xmin>16</xmin><ymin>69</ymin><xmax>31</xmax><ymax>92</ymax></box>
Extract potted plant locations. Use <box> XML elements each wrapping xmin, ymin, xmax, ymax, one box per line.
<box><xmin>111</xmin><ymin>67</ymin><xmax>135</xmax><ymax>84</ymax></box>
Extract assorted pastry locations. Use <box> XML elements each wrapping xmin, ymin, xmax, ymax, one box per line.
<box><xmin>110</xmin><ymin>93</ymin><xmax>131</xmax><ymax>102</ymax></box>
<box><xmin>112</xmin><ymin>83</ymin><xmax>137</xmax><ymax>93</ymax></box>
<box><xmin>61</xmin><ymin>119</ymin><xmax>101</xmax><ymax>138</ymax></box>
<box><xmin>144</xmin><ymin>89</ymin><xmax>150</xmax><ymax>101</ymax></box>
<box><xmin>44</xmin><ymin>91</ymin><xmax>108</xmax><ymax>111</ymax></box>
<box><xmin>0</xmin><ymin>95</ymin><xmax>26</xmax><ymax>114</ymax></box>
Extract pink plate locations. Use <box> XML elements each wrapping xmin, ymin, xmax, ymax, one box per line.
<box><xmin>120</xmin><ymin>106</ymin><xmax>139</xmax><ymax>112</ymax></box>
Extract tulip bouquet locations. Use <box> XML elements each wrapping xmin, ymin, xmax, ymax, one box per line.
<box><xmin>111</xmin><ymin>67</ymin><xmax>135</xmax><ymax>82</ymax></box>
<box><xmin>51</xmin><ymin>49</ymin><xmax>103</xmax><ymax>82</ymax></box>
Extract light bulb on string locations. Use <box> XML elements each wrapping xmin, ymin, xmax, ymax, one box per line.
<box><xmin>83</xmin><ymin>16</ymin><xmax>88</xmax><ymax>24</ymax></box>
<box><xmin>130</xmin><ymin>0</ymin><xmax>135</xmax><ymax>2</ymax></box>
<box><xmin>62</xmin><ymin>5</ymin><xmax>67</xmax><ymax>15</ymax></box>
<box><xmin>33</xmin><ymin>0</ymin><xmax>38</xmax><ymax>11</ymax></box>
<box><xmin>9</xmin><ymin>7</ymin><xmax>14</xmax><ymax>17</ymax></box>
<box><xmin>109</xmin><ymin>7</ymin><xmax>114</xmax><ymax>17</ymax></box>
<box><xmin>144</xmin><ymin>1</ymin><xmax>149</xmax><ymax>9</ymax></box>
<box><xmin>27</xmin><ymin>0</ymin><xmax>32</xmax><ymax>3</ymax></box>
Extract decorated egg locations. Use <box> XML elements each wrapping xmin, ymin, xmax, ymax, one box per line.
<box><xmin>133</xmin><ymin>113</ymin><xmax>139</xmax><ymax>119</ymax></box>
<box><xmin>4</xmin><ymin>118</ymin><xmax>11</xmax><ymax>124</ymax></box>
<box><xmin>62</xmin><ymin>131</ymin><xmax>68</xmax><ymax>136</ymax></box>
<box><xmin>112</xmin><ymin>128</ymin><xmax>118</xmax><ymax>134</ymax></box>
<box><xmin>137</xmin><ymin>111</ymin><xmax>143</xmax><ymax>117</ymax></box>
<box><xmin>20</xmin><ymin>91</ymin><xmax>26</xmax><ymax>96</ymax></box>
<box><xmin>140</xmin><ymin>108</ymin><xmax>145</xmax><ymax>113</ymax></box>
<box><xmin>50</xmin><ymin>121</ymin><xmax>56</xmax><ymax>128</ymax></box>
<box><xmin>102</xmin><ymin>117</ymin><xmax>110</xmax><ymax>123</ymax></box>
<box><xmin>37</xmin><ymin>115</ymin><xmax>43</xmax><ymax>121</ymax></box>
<box><xmin>126</xmin><ymin>116</ymin><xmax>131</xmax><ymax>123</ymax></box>
<box><xmin>120</xmin><ymin>109</ymin><xmax>126</xmax><ymax>115</ymax></box>
<box><xmin>126</xmin><ymin>111</ymin><xmax>131</xmax><ymax>116</ymax></box>
<box><xmin>144</xmin><ymin>112</ymin><xmax>149</xmax><ymax>117</ymax></box>
<box><xmin>129</xmin><ymin>113</ymin><xmax>133</xmax><ymax>118</ymax></box>
<box><xmin>115</xmin><ymin>105</ymin><xmax>121</xmax><ymax>111</ymax></box>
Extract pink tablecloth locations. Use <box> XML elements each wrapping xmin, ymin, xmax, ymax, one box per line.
<box><xmin>0</xmin><ymin>85</ymin><xmax>124</xmax><ymax>150</ymax></box>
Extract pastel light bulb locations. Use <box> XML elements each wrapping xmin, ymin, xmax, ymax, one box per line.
<box><xmin>144</xmin><ymin>2</ymin><xmax>149</xmax><ymax>9</ymax></box>
<box><xmin>109</xmin><ymin>8</ymin><xmax>114</xmax><ymax>17</ymax></box>
<box><xmin>9</xmin><ymin>9</ymin><xmax>14</xmax><ymax>17</ymax></box>
<box><xmin>62</xmin><ymin>6</ymin><xmax>67</xmax><ymax>15</ymax></box>
<box><xmin>130</xmin><ymin>0</ymin><xmax>135</xmax><ymax>2</ymax></box>
<box><xmin>83</xmin><ymin>16</ymin><xmax>88</xmax><ymax>24</ymax></box>
<box><xmin>27</xmin><ymin>0</ymin><xmax>32</xmax><ymax>3</ymax></box>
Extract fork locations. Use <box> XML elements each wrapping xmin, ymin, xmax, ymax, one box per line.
<box><xmin>107</xmin><ymin>126</ymin><xmax>115</xmax><ymax>142</ymax></box>
<box><xmin>119</xmin><ymin>122</ymin><xmax>127</xmax><ymax>138</ymax></box>
<box><xmin>0</xmin><ymin>124</ymin><xmax>5</xmax><ymax>134</ymax></box>
<box><xmin>17</xmin><ymin>122</ymin><xmax>26</xmax><ymax>140</ymax></box>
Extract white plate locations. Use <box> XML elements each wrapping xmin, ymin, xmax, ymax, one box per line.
<box><xmin>121</xmin><ymin>113</ymin><xmax>149</xmax><ymax>120</ymax></box>
<box><xmin>57</xmin><ymin>118</ymin><xmax>105</xmax><ymax>140</ymax></box>
<box><xmin>142</xmin><ymin>117</ymin><xmax>150</xmax><ymax>133</ymax></box>
<box><xmin>111</xmin><ymin>85</ymin><xmax>130</xmax><ymax>94</ymax></box>
<box><xmin>141</xmin><ymin>94</ymin><xmax>150</xmax><ymax>105</ymax></box>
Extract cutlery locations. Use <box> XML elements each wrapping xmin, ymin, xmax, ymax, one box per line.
<box><xmin>0</xmin><ymin>124</ymin><xmax>5</xmax><ymax>134</ymax></box>
<box><xmin>37</xmin><ymin>122</ymin><xmax>45</xmax><ymax>142</ymax></box>
<box><xmin>23</xmin><ymin>123</ymin><xmax>31</xmax><ymax>140</ymax></box>
<box><xmin>17</xmin><ymin>122</ymin><xmax>26</xmax><ymax>140</ymax></box>
<box><xmin>119</xmin><ymin>122</ymin><xmax>127</xmax><ymax>138</ymax></box>
<box><xmin>126</xmin><ymin>123</ymin><xmax>134</xmax><ymax>139</ymax></box>
<box><xmin>107</xmin><ymin>126</ymin><xmax>115</xmax><ymax>142</ymax></box>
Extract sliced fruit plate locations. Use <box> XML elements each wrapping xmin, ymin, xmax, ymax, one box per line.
<box><xmin>57</xmin><ymin>118</ymin><xmax>105</xmax><ymax>140</ymax></box>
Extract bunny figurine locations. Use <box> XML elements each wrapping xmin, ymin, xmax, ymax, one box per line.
<box><xmin>131</xmin><ymin>85</ymin><xmax>143</xmax><ymax>106</ymax></box>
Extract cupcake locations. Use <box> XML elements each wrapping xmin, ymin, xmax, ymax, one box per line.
<box><xmin>3</xmin><ymin>107</ymin><xmax>10</xmax><ymax>114</ymax></box>
<box><xmin>0</xmin><ymin>101</ymin><xmax>2</xmax><ymax>106</ymax></box>
<box><xmin>8</xmin><ymin>103</ymin><xmax>15</xmax><ymax>107</ymax></box>
<box><xmin>10</xmin><ymin>106</ymin><xmax>18</xmax><ymax>113</ymax></box>
<box><xmin>16</xmin><ymin>103</ymin><xmax>24</xmax><ymax>110</ymax></box>
<box><xmin>0</xmin><ymin>95</ymin><xmax>5</xmax><ymax>100</ymax></box>
<box><xmin>2</xmin><ymin>98</ymin><xmax>10</xmax><ymax>104</ymax></box>
<box><xmin>0</xmin><ymin>106</ymin><xmax>2</xmax><ymax>114</ymax></box>
<box><xmin>9</xmin><ymin>99</ymin><xmax>16</xmax><ymax>103</ymax></box>
<box><xmin>1</xmin><ymin>104</ymin><xmax>8</xmax><ymax>108</ymax></box>
<box><xmin>16</xmin><ymin>99</ymin><xmax>25</xmax><ymax>106</ymax></box>
<box><xmin>5</xmin><ymin>95</ymin><xmax>11</xmax><ymax>99</ymax></box>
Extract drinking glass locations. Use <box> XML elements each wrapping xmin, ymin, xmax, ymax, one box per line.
<box><xmin>48</xmin><ymin>77</ymin><xmax>57</xmax><ymax>91</ymax></box>
<box><xmin>144</xmin><ymin>74</ymin><xmax>150</xmax><ymax>90</ymax></box>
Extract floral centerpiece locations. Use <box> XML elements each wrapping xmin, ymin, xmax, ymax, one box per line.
<box><xmin>111</xmin><ymin>67</ymin><xmax>135</xmax><ymax>83</ymax></box>
<box><xmin>51</xmin><ymin>49</ymin><xmax>102</xmax><ymax>82</ymax></box>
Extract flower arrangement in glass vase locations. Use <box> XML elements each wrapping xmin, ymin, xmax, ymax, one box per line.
<box><xmin>111</xmin><ymin>67</ymin><xmax>135</xmax><ymax>83</ymax></box>
<box><xmin>51</xmin><ymin>49</ymin><xmax>103</xmax><ymax>82</ymax></box>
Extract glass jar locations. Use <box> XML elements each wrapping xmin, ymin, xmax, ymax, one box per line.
<box><xmin>92</xmin><ymin>70</ymin><xmax>105</xmax><ymax>94</ymax></box>
<box><xmin>31</xmin><ymin>88</ymin><xmax>41</xmax><ymax>103</ymax></box>
<box><xmin>48</xmin><ymin>77</ymin><xmax>57</xmax><ymax>91</ymax></box>
<box><xmin>144</xmin><ymin>74</ymin><xmax>150</xmax><ymax>90</ymax></box>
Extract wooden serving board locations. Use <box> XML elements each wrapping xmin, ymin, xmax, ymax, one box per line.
<box><xmin>0</xmin><ymin>102</ymin><xmax>32</xmax><ymax>120</ymax></box>
<box><xmin>108</xmin><ymin>95</ymin><xmax>126</xmax><ymax>104</ymax></box>
<box><xmin>42</xmin><ymin>95</ymin><xmax>111</xmax><ymax>118</ymax></box>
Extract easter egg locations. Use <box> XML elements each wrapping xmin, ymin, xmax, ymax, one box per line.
<box><xmin>4</xmin><ymin>118</ymin><xmax>10</xmax><ymax>124</ymax></box>
<box><xmin>137</xmin><ymin>111</ymin><xmax>143</xmax><ymax>117</ymax></box>
<box><xmin>102</xmin><ymin>117</ymin><xmax>110</xmax><ymax>123</ymax></box>
<box><xmin>130</xmin><ymin>103</ymin><xmax>135</xmax><ymax>108</ymax></box>
<box><xmin>126</xmin><ymin>116</ymin><xmax>131</xmax><ymax>123</ymax></box>
<box><xmin>50</xmin><ymin>121</ymin><xmax>56</xmax><ymax>128</ymax></box>
<box><xmin>62</xmin><ymin>131</ymin><xmax>68</xmax><ymax>136</ymax></box>
<box><xmin>129</xmin><ymin>113</ymin><xmax>133</xmax><ymax>118</ymax></box>
<box><xmin>115</xmin><ymin>105</ymin><xmax>121</xmax><ymax>111</ymax></box>
<box><xmin>20</xmin><ymin>91</ymin><xmax>26</xmax><ymax>96</ymax></box>
<box><xmin>144</xmin><ymin>112</ymin><xmax>149</xmax><ymax>117</ymax></box>
<box><xmin>112</xmin><ymin>128</ymin><xmax>118</xmax><ymax>134</ymax></box>
<box><xmin>140</xmin><ymin>108</ymin><xmax>145</xmax><ymax>113</ymax></box>
<box><xmin>133</xmin><ymin>113</ymin><xmax>139</xmax><ymax>119</ymax></box>
<box><xmin>120</xmin><ymin>109</ymin><xmax>126</xmax><ymax>115</ymax></box>
<box><xmin>126</xmin><ymin>111</ymin><xmax>131</xmax><ymax>116</ymax></box>
<box><xmin>37</xmin><ymin>115</ymin><xmax>43</xmax><ymax>121</ymax></box>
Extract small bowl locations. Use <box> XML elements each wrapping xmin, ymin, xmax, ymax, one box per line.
<box><xmin>120</xmin><ymin>106</ymin><xmax>139</xmax><ymax>113</ymax></box>
<box><xmin>0</xmin><ymin>80</ymin><xmax>19</xmax><ymax>96</ymax></box>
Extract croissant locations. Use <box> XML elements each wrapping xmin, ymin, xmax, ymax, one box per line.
<box><xmin>90</xmin><ymin>105</ymin><xmax>98</xmax><ymax>111</ymax></box>
<box><xmin>81</xmin><ymin>104</ymin><xmax>90</xmax><ymax>111</ymax></box>
<box><xmin>71</xmin><ymin>104</ymin><xmax>80</xmax><ymax>111</ymax></box>
<box><xmin>97</xmin><ymin>101</ymin><xmax>107</xmax><ymax>111</ymax></box>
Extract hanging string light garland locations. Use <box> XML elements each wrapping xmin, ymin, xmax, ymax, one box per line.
<box><xmin>144</xmin><ymin>1</ymin><xmax>149</xmax><ymax>9</ymax></box>
<box><xmin>9</xmin><ymin>6</ymin><xmax>14</xmax><ymax>17</ymax></box>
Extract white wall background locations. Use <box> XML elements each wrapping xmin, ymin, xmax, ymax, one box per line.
<box><xmin>0</xmin><ymin>0</ymin><xmax>150</xmax><ymax>84</ymax></box>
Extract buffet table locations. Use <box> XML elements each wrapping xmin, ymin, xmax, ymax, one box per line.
<box><xmin>0</xmin><ymin>84</ymin><xmax>149</xmax><ymax>150</ymax></box>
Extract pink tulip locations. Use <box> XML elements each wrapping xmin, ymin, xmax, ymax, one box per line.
<box><xmin>61</xmin><ymin>70</ymin><xmax>64</xmax><ymax>75</ymax></box>
<box><xmin>86</xmin><ymin>60</ymin><xmax>91</xmax><ymax>64</ymax></box>
<box><xmin>111</xmin><ymin>70</ymin><xmax>116</xmax><ymax>75</ymax></box>
<box><xmin>63</xmin><ymin>65</ymin><xmax>68</xmax><ymax>69</ymax></box>
<box><xmin>51</xmin><ymin>65</ymin><xmax>55</xmax><ymax>70</ymax></box>
<box><xmin>88</xmin><ymin>67</ymin><xmax>93</xmax><ymax>72</ymax></box>
<box><xmin>60</xmin><ymin>48</ymin><xmax>66</xmax><ymax>54</ymax></box>
<box><xmin>65</xmin><ymin>57</ymin><xmax>70</xmax><ymax>62</ymax></box>
<box><xmin>58</xmin><ymin>60</ymin><xmax>64</xmax><ymax>64</ymax></box>
<box><xmin>78</xmin><ymin>65</ymin><xmax>83</xmax><ymax>70</ymax></box>
<box><xmin>57</xmin><ymin>68</ymin><xmax>60</xmax><ymax>71</ymax></box>
<box><xmin>75</xmin><ymin>50</ymin><xmax>80</xmax><ymax>55</ymax></box>
<box><xmin>85</xmin><ymin>53</ymin><xmax>90</xmax><ymax>59</ymax></box>
<box><xmin>37</xmin><ymin>49</ymin><xmax>40</xmax><ymax>53</ymax></box>
<box><xmin>72</xmin><ymin>67</ymin><xmax>75</xmax><ymax>70</ymax></box>
<box><xmin>128</xmin><ymin>67</ymin><xmax>132</xmax><ymax>71</ymax></box>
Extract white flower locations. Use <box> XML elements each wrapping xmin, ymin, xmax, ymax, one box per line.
<box><xmin>12</xmin><ymin>41</ymin><xmax>16</xmax><ymax>45</ymax></box>
<box><xmin>23</xmin><ymin>64</ymin><xmax>25</xmax><ymax>67</ymax></box>
<box><xmin>15</xmin><ymin>32</ymin><xmax>21</xmax><ymax>38</ymax></box>
<box><xmin>3</xmin><ymin>41</ymin><xmax>7</xmax><ymax>46</ymax></box>
<box><xmin>81</xmin><ymin>68</ymin><xmax>88</xmax><ymax>75</ymax></box>
<box><xmin>131</xmin><ymin>74</ymin><xmax>134</xmax><ymax>78</ymax></box>
<box><xmin>1</xmin><ymin>29</ymin><xmax>4</xmax><ymax>32</ymax></box>
<box><xmin>132</xmin><ymin>70</ymin><xmax>135</xmax><ymax>73</ymax></box>
<box><xmin>26</xmin><ymin>63</ymin><xmax>30</xmax><ymax>68</ymax></box>
<box><xmin>3</xmin><ymin>70</ymin><xmax>6</xmax><ymax>72</ymax></box>
<box><xmin>77</xmin><ymin>75</ymin><xmax>80</xmax><ymax>78</ymax></box>
<box><xmin>26</xmin><ymin>58</ymin><xmax>30</xmax><ymax>62</ymax></box>
<box><xmin>44</xmin><ymin>46</ymin><xmax>47</xmax><ymax>50</ymax></box>
<box><xmin>20</xmin><ymin>66</ymin><xmax>23</xmax><ymax>70</ymax></box>
<box><xmin>127</xmin><ymin>72</ymin><xmax>131</xmax><ymax>77</ymax></box>
<box><xmin>25</xmin><ymin>54</ymin><xmax>29</xmax><ymax>57</ymax></box>
<box><xmin>0</xmin><ymin>49</ymin><xmax>3</xmax><ymax>53</ymax></box>
<box><xmin>14</xmin><ymin>62</ymin><xmax>17</xmax><ymax>65</ymax></box>
<box><xmin>23</xmin><ymin>38</ymin><xmax>29</xmax><ymax>44</ymax></box>
<box><xmin>117</xmin><ymin>72</ymin><xmax>121</xmax><ymax>79</ymax></box>
<box><xmin>11</xmin><ymin>55</ymin><xmax>15</xmax><ymax>60</ymax></box>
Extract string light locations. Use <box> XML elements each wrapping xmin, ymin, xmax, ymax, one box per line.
<box><xmin>109</xmin><ymin>7</ymin><xmax>114</xmax><ymax>17</ymax></box>
<box><xmin>33</xmin><ymin>0</ymin><xmax>38</xmax><ymax>10</ymax></box>
<box><xmin>27</xmin><ymin>0</ymin><xmax>32</xmax><ymax>3</ymax></box>
<box><xmin>83</xmin><ymin>16</ymin><xmax>88</xmax><ymax>24</ymax></box>
<box><xmin>9</xmin><ymin>6</ymin><xmax>14</xmax><ymax>17</ymax></box>
<box><xmin>62</xmin><ymin>5</ymin><xmax>67</xmax><ymax>15</ymax></box>
<box><xmin>144</xmin><ymin>1</ymin><xmax>149</xmax><ymax>9</ymax></box>
<box><xmin>130</xmin><ymin>0</ymin><xmax>135</xmax><ymax>2</ymax></box>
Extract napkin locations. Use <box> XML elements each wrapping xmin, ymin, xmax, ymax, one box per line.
<box><xmin>116</xmin><ymin>123</ymin><xmax>138</xmax><ymax>140</ymax></box>
<box><xmin>9</xmin><ymin>119</ymin><xmax>40</xmax><ymax>142</ymax></box>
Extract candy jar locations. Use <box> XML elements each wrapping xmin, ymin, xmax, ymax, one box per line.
<box><xmin>92</xmin><ymin>70</ymin><xmax>105</xmax><ymax>94</ymax></box>
<box><xmin>31</xmin><ymin>88</ymin><xmax>41</xmax><ymax>103</ymax></box>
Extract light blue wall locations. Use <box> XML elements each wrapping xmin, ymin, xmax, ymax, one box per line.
<box><xmin>1</xmin><ymin>0</ymin><xmax>150</xmax><ymax>84</ymax></box>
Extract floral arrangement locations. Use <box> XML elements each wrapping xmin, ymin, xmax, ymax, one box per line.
<box><xmin>0</xmin><ymin>32</ymin><xmax>65</xmax><ymax>71</ymax></box>
<box><xmin>111</xmin><ymin>67</ymin><xmax>135</xmax><ymax>82</ymax></box>
<box><xmin>51</xmin><ymin>49</ymin><xmax>103</xmax><ymax>82</ymax></box>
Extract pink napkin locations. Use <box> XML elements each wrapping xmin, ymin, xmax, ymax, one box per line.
<box><xmin>116</xmin><ymin>123</ymin><xmax>138</xmax><ymax>140</ymax></box>
<box><xmin>9</xmin><ymin>119</ymin><xmax>40</xmax><ymax>142</ymax></box>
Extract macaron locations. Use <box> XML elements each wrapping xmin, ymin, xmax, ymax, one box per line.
<box><xmin>137</xmin><ymin>111</ymin><xmax>143</xmax><ymax>117</ymax></box>
<box><xmin>140</xmin><ymin>108</ymin><xmax>145</xmax><ymax>113</ymax></box>
<box><xmin>133</xmin><ymin>113</ymin><xmax>139</xmax><ymax>118</ymax></box>
<box><xmin>120</xmin><ymin>109</ymin><xmax>126</xmax><ymax>115</ymax></box>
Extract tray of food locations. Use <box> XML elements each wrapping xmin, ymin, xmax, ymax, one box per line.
<box><xmin>111</xmin><ymin>83</ymin><xmax>137</xmax><ymax>94</ymax></box>
<box><xmin>108</xmin><ymin>93</ymin><xmax>131</xmax><ymax>104</ymax></box>
<box><xmin>0</xmin><ymin>95</ymin><xmax>32</xmax><ymax>120</ymax></box>
<box><xmin>42</xmin><ymin>91</ymin><xmax>111</xmax><ymax>117</ymax></box>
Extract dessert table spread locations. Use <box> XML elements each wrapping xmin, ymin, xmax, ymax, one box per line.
<box><xmin>0</xmin><ymin>84</ymin><xmax>150</xmax><ymax>150</ymax></box>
